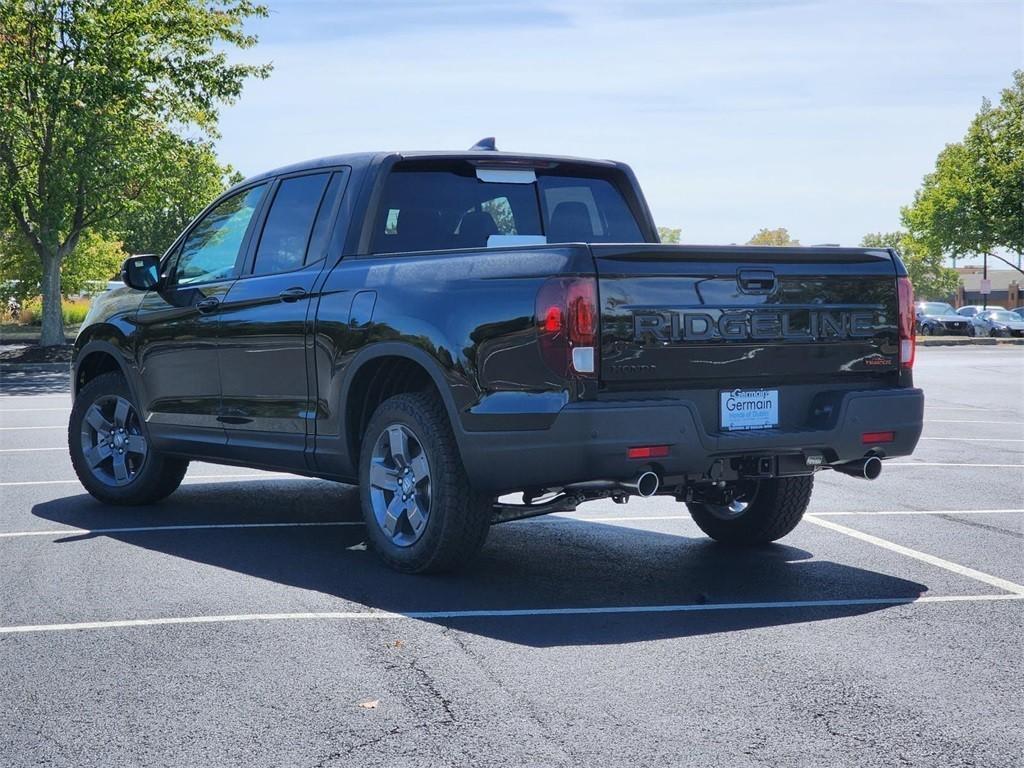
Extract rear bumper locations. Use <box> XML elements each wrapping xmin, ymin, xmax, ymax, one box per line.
<box><xmin>459</xmin><ymin>387</ymin><xmax>924</xmax><ymax>493</ymax></box>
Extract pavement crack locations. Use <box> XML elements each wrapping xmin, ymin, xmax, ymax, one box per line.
<box><xmin>441</xmin><ymin>626</ymin><xmax>575</xmax><ymax>760</ymax></box>
<box><xmin>404</xmin><ymin>654</ymin><xmax>456</xmax><ymax>723</ymax></box>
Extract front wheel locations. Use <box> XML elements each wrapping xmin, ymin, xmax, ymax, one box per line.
<box><xmin>69</xmin><ymin>371</ymin><xmax>188</xmax><ymax>505</ymax></box>
<box><xmin>358</xmin><ymin>392</ymin><xmax>492</xmax><ymax>573</ymax></box>
<box><xmin>686</xmin><ymin>476</ymin><xmax>813</xmax><ymax>545</ymax></box>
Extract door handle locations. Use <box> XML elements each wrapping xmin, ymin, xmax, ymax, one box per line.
<box><xmin>196</xmin><ymin>296</ymin><xmax>221</xmax><ymax>314</ymax></box>
<box><xmin>279</xmin><ymin>287</ymin><xmax>308</xmax><ymax>303</ymax></box>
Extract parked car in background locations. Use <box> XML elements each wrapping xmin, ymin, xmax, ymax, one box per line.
<box><xmin>957</xmin><ymin>304</ymin><xmax>1005</xmax><ymax>318</ymax></box>
<box><xmin>915</xmin><ymin>301</ymin><xmax>970</xmax><ymax>335</ymax></box>
<box><xmin>969</xmin><ymin>309</ymin><xmax>1024</xmax><ymax>337</ymax></box>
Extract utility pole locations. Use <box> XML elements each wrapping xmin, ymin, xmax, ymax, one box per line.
<box><xmin>982</xmin><ymin>252</ymin><xmax>988</xmax><ymax>310</ymax></box>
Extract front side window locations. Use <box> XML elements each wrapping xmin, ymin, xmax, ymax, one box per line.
<box><xmin>252</xmin><ymin>173</ymin><xmax>331</xmax><ymax>275</ymax></box>
<box><xmin>370</xmin><ymin>164</ymin><xmax>643</xmax><ymax>254</ymax></box>
<box><xmin>174</xmin><ymin>185</ymin><xmax>266</xmax><ymax>286</ymax></box>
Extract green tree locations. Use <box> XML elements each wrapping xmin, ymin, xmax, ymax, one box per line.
<box><xmin>0</xmin><ymin>0</ymin><xmax>270</xmax><ymax>345</ymax></box>
<box><xmin>860</xmin><ymin>231</ymin><xmax>959</xmax><ymax>300</ymax></box>
<box><xmin>118</xmin><ymin>133</ymin><xmax>242</xmax><ymax>256</ymax></box>
<box><xmin>902</xmin><ymin>71</ymin><xmax>1023</xmax><ymax>268</ymax></box>
<box><xmin>1</xmin><ymin>229</ymin><xmax>125</xmax><ymax>304</ymax></box>
<box><xmin>658</xmin><ymin>226</ymin><xmax>681</xmax><ymax>244</ymax></box>
<box><xmin>747</xmin><ymin>227</ymin><xmax>800</xmax><ymax>246</ymax></box>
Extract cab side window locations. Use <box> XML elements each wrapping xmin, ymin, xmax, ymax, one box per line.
<box><xmin>251</xmin><ymin>173</ymin><xmax>331</xmax><ymax>275</ymax></box>
<box><xmin>173</xmin><ymin>185</ymin><xmax>267</xmax><ymax>286</ymax></box>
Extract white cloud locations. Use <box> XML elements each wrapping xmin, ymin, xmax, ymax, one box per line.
<box><xmin>218</xmin><ymin>0</ymin><xmax>1023</xmax><ymax>245</ymax></box>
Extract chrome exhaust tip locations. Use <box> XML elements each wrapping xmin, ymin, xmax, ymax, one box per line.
<box><xmin>626</xmin><ymin>471</ymin><xmax>660</xmax><ymax>497</ymax></box>
<box><xmin>834</xmin><ymin>456</ymin><xmax>882</xmax><ymax>480</ymax></box>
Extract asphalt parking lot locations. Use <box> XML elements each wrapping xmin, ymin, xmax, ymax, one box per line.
<box><xmin>1</xmin><ymin>347</ymin><xmax>1022</xmax><ymax>767</ymax></box>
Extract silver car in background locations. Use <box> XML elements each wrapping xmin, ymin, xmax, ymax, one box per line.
<box><xmin>969</xmin><ymin>309</ymin><xmax>1024</xmax><ymax>337</ymax></box>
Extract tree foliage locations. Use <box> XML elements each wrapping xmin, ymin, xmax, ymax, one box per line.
<box><xmin>860</xmin><ymin>231</ymin><xmax>959</xmax><ymax>300</ymax></box>
<box><xmin>902</xmin><ymin>71</ymin><xmax>1023</xmax><ymax>264</ymax></box>
<box><xmin>747</xmin><ymin>227</ymin><xmax>799</xmax><ymax>246</ymax></box>
<box><xmin>0</xmin><ymin>0</ymin><xmax>269</xmax><ymax>344</ymax></box>
<box><xmin>118</xmin><ymin>134</ymin><xmax>242</xmax><ymax>256</ymax></box>
<box><xmin>658</xmin><ymin>226</ymin><xmax>681</xmax><ymax>244</ymax></box>
<box><xmin>1</xmin><ymin>228</ymin><xmax>125</xmax><ymax>302</ymax></box>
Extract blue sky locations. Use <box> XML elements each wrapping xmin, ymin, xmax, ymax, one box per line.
<box><xmin>217</xmin><ymin>0</ymin><xmax>1022</xmax><ymax>247</ymax></box>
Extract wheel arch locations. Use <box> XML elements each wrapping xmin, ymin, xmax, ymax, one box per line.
<box><xmin>340</xmin><ymin>342</ymin><xmax>467</xmax><ymax>470</ymax></box>
<box><xmin>73</xmin><ymin>337</ymin><xmax>140</xmax><ymax>405</ymax></box>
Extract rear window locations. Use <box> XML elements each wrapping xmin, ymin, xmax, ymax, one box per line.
<box><xmin>370</xmin><ymin>164</ymin><xmax>644</xmax><ymax>253</ymax></box>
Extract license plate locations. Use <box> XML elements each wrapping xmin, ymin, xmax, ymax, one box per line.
<box><xmin>720</xmin><ymin>388</ymin><xmax>779</xmax><ymax>431</ymax></box>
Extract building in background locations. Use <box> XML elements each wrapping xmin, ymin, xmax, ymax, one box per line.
<box><xmin>953</xmin><ymin>268</ymin><xmax>1021</xmax><ymax>308</ymax></box>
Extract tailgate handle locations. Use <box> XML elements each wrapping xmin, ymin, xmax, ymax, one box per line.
<box><xmin>737</xmin><ymin>269</ymin><xmax>777</xmax><ymax>295</ymax></box>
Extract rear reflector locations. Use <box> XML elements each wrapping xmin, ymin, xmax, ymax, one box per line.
<box><xmin>627</xmin><ymin>445</ymin><xmax>670</xmax><ymax>459</ymax></box>
<box><xmin>861</xmin><ymin>431</ymin><xmax>895</xmax><ymax>445</ymax></box>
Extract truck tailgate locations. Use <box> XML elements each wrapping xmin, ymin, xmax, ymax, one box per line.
<box><xmin>593</xmin><ymin>244</ymin><xmax>901</xmax><ymax>388</ymax></box>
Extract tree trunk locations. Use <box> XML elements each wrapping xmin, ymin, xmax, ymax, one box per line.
<box><xmin>38</xmin><ymin>253</ymin><xmax>65</xmax><ymax>347</ymax></box>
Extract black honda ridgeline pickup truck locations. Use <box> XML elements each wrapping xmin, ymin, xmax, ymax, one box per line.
<box><xmin>71</xmin><ymin>144</ymin><xmax>924</xmax><ymax>572</ymax></box>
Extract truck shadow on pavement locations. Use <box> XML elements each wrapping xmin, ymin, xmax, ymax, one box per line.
<box><xmin>0</xmin><ymin>368</ymin><xmax>70</xmax><ymax>395</ymax></box>
<box><xmin>32</xmin><ymin>479</ymin><xmax>927</xmax><ymax>647</ymax></box>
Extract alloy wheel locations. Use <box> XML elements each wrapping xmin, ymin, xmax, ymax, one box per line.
<box><xmin>367</xmin><ymin>423</ymin><xmax>432</xmax><ymax>547</ymax></box>
<box><xmin>79</xmin><ymin>395</ymin><xmax>148</xmax><ymax>486</ymax></box>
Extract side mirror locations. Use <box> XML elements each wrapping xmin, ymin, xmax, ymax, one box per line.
<box><xmin>121</xmin><ymin>254</ymin><xmax>161</xmax><ymax>291</ymax></box>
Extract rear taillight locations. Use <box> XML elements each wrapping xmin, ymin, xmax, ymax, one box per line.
<box><xmin>897</xmin><ymin>276</ymin><xmax>915</xmax><ymax>369</ymax></box>
<box><xmin>536</xmin><ymin>277</ymin><xmax>598</xmax><ymax>378</ymax></box>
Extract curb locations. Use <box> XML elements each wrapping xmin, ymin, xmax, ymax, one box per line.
<box><xmin>918</xmin><ymin>337</ymin><xmax>1024</xmax><ymax>347</ymax></box>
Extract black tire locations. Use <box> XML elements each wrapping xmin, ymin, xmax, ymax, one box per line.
<box><xmin>69</xmin><ymin>371</ymin><xmax>188</xmax><ymax>505</ymax></box>
<box><xmin>919</xmin><ymin>323</ymin><xmax>932</xmax><ymax>336</ymax></box>
<box><xmin>686</xmin><ymin>475</ymin><xmax>813</xmax><ymax>545</ymax></box>
<box><xmin>358</xmin><ymin>391</ymin><xmax>492</xmax><ymax>573</ymax></box>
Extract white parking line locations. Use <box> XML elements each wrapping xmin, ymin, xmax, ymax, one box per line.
<box><xmin>0</xmin><ymin>472</ymin><xmax>296</xmax><ymax>487</ymax></box>
<box><xmin>4</xmin><ymin>509</ymin><xmax>1016</xmax><ymax>541</ymax></box>
<box><xmin>926</xmin><ymin>406</ymin><xmax>997</xmax><ymax>411</ymax></box>
<box><xmin>0</xmin><ymin>396</ymin><xmax>69</xmax><ymax>401</ymax></box>
<box><xmin>886</xmin><ymin>462</ymin><xmax>1024</xmax><ymax>468</ymax></box>
<box><xmin>804</xmin><ymin>515</ymin><xmax>1024</xmax><ymax>595</ymax></box>
<box><xmin>810</xmin><ymin>508</ymin><xmax>1023</xmax><ymax>517</ymax></box>
<box><xmin>0</xmin><ymin>425</ymin><xmax>64</xmax><ymax>430</ymax></box>
<box><xmin>2</xmin><ymin>594</ymin><xmax>1021</xmax><ymax>635</ymax></box>
<box><xmin>926</xmin><ymin>420</ymin><xmax>1024</xmax><ymax>425</ymax></box>
<box><xmin>0</xmin><ymin>447</ymin><xmax>66</xmax><ymax>453</ymax></box>
<box><xmin>0</xmin><ymin>521</ymin><xmax>363</xmax><ymax>539</ymax></box>
<box><xmin>919</xmin><ymin>437</ymin><xmax>1024</xmax><ymax>443</ymax></box>
<box><xmin>0</xmin><ymin>407</ymin><xmax>70</xmax><ymax>413</ymax></box>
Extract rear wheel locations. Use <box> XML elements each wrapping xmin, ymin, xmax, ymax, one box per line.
<box><xmin>358</xmin><ymin>392</ymin><xmax>492</xmax><ymax>573</ymax></box>
<box><xmin>687</xmin><ymin>476</ymin><xmax>813</xmax><ymax>545</ymax></box>
<box><xmin>69</xmin><ymin>371</ymin><xmax>188</xmax><ymax>505</ymax></box>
